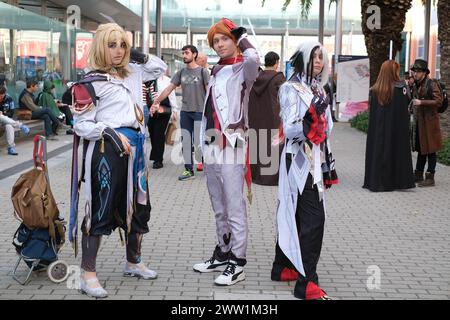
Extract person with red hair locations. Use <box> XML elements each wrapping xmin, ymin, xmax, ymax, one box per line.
<box><xmin>193</xmin><ymin>18</ymin><xmax>259</xmax><ymax>286</ymax></box>
<box><xmin>363</xmin><ymin>60</ymin><xmax>415</xmax><ymax>192</ymax></box>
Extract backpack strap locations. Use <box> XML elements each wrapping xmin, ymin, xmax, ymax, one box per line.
<box><xmin>33</xmin><ymin>135</ymin><xmax>47</xmax><ymax>171</ymax></box>
<box><xmin>68</xmin><ymin>73</ymin><xmax>107</xmax><ymax>254</ymax></box>
<box><xmin>72</xmin><ymin>73</ymin><xmax>109</xmax><ymax>113</ymax></box>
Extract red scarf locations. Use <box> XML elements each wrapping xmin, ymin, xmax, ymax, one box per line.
<box><xmin>218</xmin><ymin>55</ymin><xmax>244</xmax><ymax>65</ymax></box>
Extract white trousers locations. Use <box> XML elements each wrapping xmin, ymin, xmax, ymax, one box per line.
<box><xmin>204</xmin><ymin>144</ymin><xmax>248</xmax><ymax>259</ymax></box>
<box><xmin>0</xmin><ymin>114</ymin><xmax>21</xmax><ymax>148</ymax></box>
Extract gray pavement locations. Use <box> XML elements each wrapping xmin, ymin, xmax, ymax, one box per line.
<box><xmin>0</xmin><ymin>123</ymin><xmax>449</xmax><ymax>300</ymax></box>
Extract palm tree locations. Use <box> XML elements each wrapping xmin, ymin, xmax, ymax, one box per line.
<box><xmin>437</xmin><ymin>0</ymin><xmax>450</xmax><ymax>138</ymax></box>
<box><xmin>275</xmin><ymin>0</ymin><xmax>448</xmax><ymax>137</ymax></box>
<box><xmin>361</xmin><ymin>0</ymin><xmax>412</xmax><ymax>86</ymax></box>
<box><xmin>276</xmin><ymin>0</ymin><xmax>412</xmax><ymax>86</ymax></box>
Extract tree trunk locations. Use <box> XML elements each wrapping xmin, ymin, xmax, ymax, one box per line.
<box><xmin>438</xmin><ymin>0</ymin><xmax>450</xmax><ymax>139</ymax></box>
<box><xmin>361</xmin><ymin>0</ymin><xmax>412</xmax><ymax>86</ymax></box>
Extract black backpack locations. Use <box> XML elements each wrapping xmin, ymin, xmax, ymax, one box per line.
<box><xmin>426</xmin><ymin>79</ymin><xmax>448</xmax><ymax>113</ymax></box>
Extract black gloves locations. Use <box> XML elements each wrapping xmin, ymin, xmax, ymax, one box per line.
<box><xmin>303</xmin><ymin>109</ymin><xmax>314</xmax><ymax>138</ymax></box>
<box><xmin>311</xmin><ymin>94</ymin><xmax>329</xmax><ymax>117</ymax></box>
<box><xmin>230</xmin><ymin>26</ymin><xmax>247</xmax><ymax>42</ymax></box>
<box><xmin>130</xmin><ymin>48</ymin><xmax>148</xmax><ymax>64</ymax></box>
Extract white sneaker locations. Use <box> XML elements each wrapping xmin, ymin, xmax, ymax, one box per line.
<box><xmin>79</xmin><ymin>277</ymin><xmax>108</xmax><ymax>299</ymax></box>
<box><xmin>123</xmin><ymin>262</ymin><xmax>158</xmax><ymax>280</ymax></box>
<box><xmin>214</xmin><ymin>261</ymin><xmax>245</xmax><ymax>286</ymax></box>
<box><xmin>193</xmin><ymin>257</ymin><xmax>228</xmax><ymax>273</ymax></box>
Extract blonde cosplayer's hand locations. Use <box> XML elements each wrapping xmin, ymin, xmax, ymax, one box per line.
<box><xmin>118</xmin><ymin>133</ymin><xmax>132</xmax><ymax>155</ymax></box>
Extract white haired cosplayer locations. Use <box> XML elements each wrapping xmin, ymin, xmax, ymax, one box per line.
<box><xmin>294</xmin><ymin>41</ymin><xmax>329</xmax><ymax>87</ymax></box>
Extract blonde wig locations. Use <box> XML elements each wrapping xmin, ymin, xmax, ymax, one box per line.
<box><xmin>88</xmin><ymin>23</ymin><xmax>131</xmax><ymax>78</ymax></box>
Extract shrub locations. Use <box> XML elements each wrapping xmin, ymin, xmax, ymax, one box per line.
<box><xmin>350</xmin><ymin>110</ymin><xmax>369</xmax><ymax>134</ymax></box>
<box><xmin>437</xmin><ymin>138</ymin><xmax>450</xmax><ymax>166</ymax></box>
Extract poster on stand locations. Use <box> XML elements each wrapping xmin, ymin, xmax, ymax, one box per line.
<box><xmin>336</xmin><ymin>55</ymin><xmax>370</xmax><ymax>121</ymax></box>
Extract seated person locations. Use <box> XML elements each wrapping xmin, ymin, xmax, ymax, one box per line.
<box><xmin>0</xmin><ymin>86</ymin><xmax>30</xmax><ymax>155</ymax></box>
<box><xmin>59</xmin><ymin>82</ymin><xmax>75</xmax><ymax>134</ymax></box>
<box><xmin>37</xmin><ymin>80</ymin><xmax>74</xmax><ymax>135</ymax></box>
<box><xmin>18</xmin><ymin>80</ymin><xmax>60</xmax><ymax>140</ymax></box>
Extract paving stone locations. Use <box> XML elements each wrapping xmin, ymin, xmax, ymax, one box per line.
<box><xmin>0</xmin><ymin>123</ymin><xmax>448</xmax><ymax>300</ymax></box>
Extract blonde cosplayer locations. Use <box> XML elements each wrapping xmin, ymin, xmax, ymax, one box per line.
<box><xmin>88</xmin><ymin>23</ymin><xmax>131</xmax><ymax>78</ymax></box>
<box><xmin>71</xmin><ymin>22</ymin><xmax>168</xmax><ymax>299</ymax></box>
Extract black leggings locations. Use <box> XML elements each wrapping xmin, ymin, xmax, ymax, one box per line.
<box><xmin>416</xmin><ymin>153</ymin><xmax>437</xmax><ymax>174</ymax></box>
<box><xmin>81</xmin><ymin>233</ymin><xmax>144</xmax><ymax>272</ymax></box>
<box><xmin>415</xmin><ymin>126</ymin><xmax>437</xmax><ymax>173</ymax></box>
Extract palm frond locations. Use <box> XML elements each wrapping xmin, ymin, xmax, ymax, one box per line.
<box><xmin>268</xmin><ymin>0</ymin><xmax>337</xmax><ymax>19</ymax></box>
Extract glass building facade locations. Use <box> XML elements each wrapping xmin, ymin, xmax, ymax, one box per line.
<box><xmin>0</xmin><ymin>1</ymin><xmax>93</xmax><ymax>101</ymax></box>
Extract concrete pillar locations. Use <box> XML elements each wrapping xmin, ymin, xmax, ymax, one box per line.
<box><xmin>142</xmin><ymin>0</ymin><xmax>149</xmax><ymax>54</ymax></box>
<box><xmin>186</xmin><ymin>19</ymin><xmax>191</xmax><ymax>45</ymax></box>
<box><xmin>156</xmin><ymin>0</ymin><xmax>162</xmax><ymax>57</ymax></box>
<box><xmin>333</xmin><ymin>0</ymin><xmax>343</xmax><ymax>117</ymax></box>
<box><xmin>424</xmin><ymin>0</ymin><xmax>431</xmax><ymax>61</ymax></box>
<box><xmin>319</xmin><ymin>0</ymin><xmax>325</xmax><ymax>44</ymax></box>
<box><xmin>41</xmin><ymin>0</ymin><xmax>48</xmax><ymax>17</ymax></box>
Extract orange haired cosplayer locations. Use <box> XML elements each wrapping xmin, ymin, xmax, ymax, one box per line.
<box><xmin>207</xmin><ymin>18</ymin><xmax>238</xmax><ymax>48</ymax></box>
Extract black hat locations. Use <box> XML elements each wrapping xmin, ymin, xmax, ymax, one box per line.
<box><xmin>411</xmin><ymin>59</ymin><xmax>430</xmax><ymax>74</ymax></box>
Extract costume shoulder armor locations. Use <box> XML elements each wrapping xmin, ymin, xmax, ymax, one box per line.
<box><xmin>72</xmin><ymin>73</ymin><xmax>109</xmax><ymax>114</ymax></box>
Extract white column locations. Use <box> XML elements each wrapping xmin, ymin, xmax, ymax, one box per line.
<box><xmin>156</xmin><ymin>0</ymin><xmax>162</xmax><ymax>57</ymax></box>
<box><xmin>319</xmin><ymin>0</ymin><xmax>325</xmax><ymax>44</ymax></box>
<box><xmin>142</xmin><ymin>0</ymin><xmax>149</xmax><ymax>54</ymax></box>
<box><xmin>186</xmin><ymin>19</ymin><xmax>192</xmax><ymax>45</ymax></box>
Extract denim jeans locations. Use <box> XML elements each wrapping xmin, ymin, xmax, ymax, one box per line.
<box><xmin>180</xmin><ymin>111</ymin><xmax>202</xmax><ymax>171</ymax></box>
<box><xmin>31</xmin><ymin>108</ymin><xmax>60</xmax><ymax>136</ymax></box>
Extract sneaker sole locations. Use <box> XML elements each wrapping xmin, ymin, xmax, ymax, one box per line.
<box><xmin>178</xmin><ymin>176</ymin><xmax>195</xmax><ymax>181</ymax></box>
<box><xmin>214</xmin><ymin>272</ymin><xmax>246</xmax><ymax>286</ymax></box>
<box><xmin>79</xmin><ymin>289</ymin><xmax>108</xmax><ymax>299</ymax></box>
<box><xmin>193</xmin><ymin>265</ymin><xmax>227</xmax><ymax>273</ymax></box>
<box><xmin>123</xmin><ymin>272</ymin><xmax>158</xmax><ymax>280</ymax></box>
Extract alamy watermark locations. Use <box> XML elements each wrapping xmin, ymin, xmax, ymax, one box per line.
<box><xmin>366</xmin><ymin>265</ymin><xmax>381</xmax><ymax>290</ymax></box>
<box><xmin>366</xmin><ymin>5</ymin><xmax>381</xmax><ymax>31</ymax></box>
<box><xmin>66</xmin><ymin>265</ymin><xmax>81</xmax><ymax>290</ymax></box>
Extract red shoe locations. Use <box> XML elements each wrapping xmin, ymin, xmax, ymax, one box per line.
<box><xmin>305</xmin><ymin>281</ymin><xmax>332</xmax><ymax>300</ymax></box>
<box><xmin>280</xmin><ymin>267</ymin><xmax>299</xmax><ymax>281</ymax></box>
<box><xmin>196</xmin><ymin>163</ymin><xmax>204</xmax><ymax>171</ymax></box>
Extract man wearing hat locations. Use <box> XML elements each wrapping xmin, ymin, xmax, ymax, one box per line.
<box><xmin>411</xmin><ymin>59</ymin><xmax>443</xmax><ymax>187</ymax></box>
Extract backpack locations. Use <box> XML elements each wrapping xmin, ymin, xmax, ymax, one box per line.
<box><xmin>13</xmin><ymin>222</ymin><xmax>65</xmax><ymax>270</ymax></box>
<box><xmin>11</xmin><ymin>137</ymin><xmax>64</xmax><ymax>242</ymax></box>
<box><xmin>11</xmin><ymin>167</ymin><xmax>59</xmax><ymax>229</ymax></box>
<box><xmin>426</xmin><ymin>79</ymin><xmax>448</xmax><ymax>113</ymax></box>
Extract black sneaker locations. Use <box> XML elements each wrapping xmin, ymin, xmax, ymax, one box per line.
<box><xmin>193</xmin><ymin>246</ymin><xmax>229</xmax><ymax>273</ymax></box>
<box><xmin>153</xmin><ymin>161</ymin><xmax>163</xmax><ymax>169</ymax></box>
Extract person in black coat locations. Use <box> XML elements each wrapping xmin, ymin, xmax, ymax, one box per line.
<box><xmin>363</xmin><ymin>60</ymin><xmax>415</xmax><ymax>192</ymax></box>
